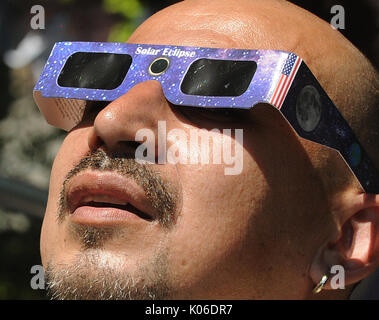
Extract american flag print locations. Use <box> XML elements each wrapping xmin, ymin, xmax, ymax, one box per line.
<box><xmin>270</xmin><ymin>53</ymin><xmax>302</xmax><ymax>110</ymax></box>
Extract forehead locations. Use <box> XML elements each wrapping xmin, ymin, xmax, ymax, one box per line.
<box><xmin>127</xmin><ymin>6</ymin><xmax>255</xmax><ymax>49</ymax></box>
<box><xmin>127</xmin><ymin>0</ymin><xmax>354</xmax><ymax>84</ymax></box>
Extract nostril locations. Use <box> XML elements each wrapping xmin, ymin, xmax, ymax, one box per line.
<box><xmin>88</xmin><ymin>127</ymin><xmax>105</xmax><ymax>151</ymax></box>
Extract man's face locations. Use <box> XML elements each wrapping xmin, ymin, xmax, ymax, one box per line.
<box><xmin>40</xmin><ymin>2</ymin><xmax>330</xmax><ymax>299</ymax></box>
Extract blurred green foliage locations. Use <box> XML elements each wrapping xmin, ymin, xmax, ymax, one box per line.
<box><xmin>103</xmin><ymin>0</ymin><xmax>144</xmax><ymax>42</ymax></box>
<box><xmin>104</xmin><ymin>0</ymin><xmax>143</xmax><ymax>18</ymax></box>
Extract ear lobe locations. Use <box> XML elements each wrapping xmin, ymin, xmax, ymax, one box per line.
<box><xmin>335</xmin><ymin>205</ymin><xmax>379</xmax><ymax>285</ymax></box>
<box><xmin>310</xmin><ymin>193</ymin><xmax>379</xmax><ymax>292</ymax></box>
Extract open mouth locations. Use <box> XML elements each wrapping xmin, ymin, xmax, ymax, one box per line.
<box><xmin>77</xmin><ymin>199</ymin><xmax>153</xmax><ymax>221</ymax></box>
<box><xmin>64</xmin><ymin>171</ymin><xmax>158</xmax><ymax>224</ymax></box>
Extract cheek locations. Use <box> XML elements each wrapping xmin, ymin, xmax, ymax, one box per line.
<box><xmin>52</xmin><ymin>128</ymin><xmax>90</xmax><ymax>176</ymax></box>
<box><xmin>165</xmin><ymin>142</ymin><xmax>268</xmax><ymax>291</ymax></box>
<box><xmin>40</xmin><ymin>202</ymin><xmax>62</xmax><ymax>266</ymax></box>
<box><xmin>48</xmin><ymin>127</ymin><xmax>91</xmax><ymax>196</ymax></box>
<box><xmin>44</xmin><ymin>131</ymin><xmax>86</xmax><ymax>215</ymax></box>
<box><xmin>40</xmin><ymin>128</ymin><xmax>90</xmax><ymax>264</ymax></box>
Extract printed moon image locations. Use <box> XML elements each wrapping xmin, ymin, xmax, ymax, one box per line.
<box><xmin>296</xmin><ymin>85</ymin><xmax>322</xmax><ymax>132</ymax></box>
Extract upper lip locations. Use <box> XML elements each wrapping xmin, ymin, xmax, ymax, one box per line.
<box><xmin>65</xmin><ymin>170</ymin><xmax>157</xmax><ymax>221</ymax></box>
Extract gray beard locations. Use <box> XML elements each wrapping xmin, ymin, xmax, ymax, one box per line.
<box><xmin>45</xmin><ymin>248</ymin><xmax>171</xmax><ymax>300</ymax></box>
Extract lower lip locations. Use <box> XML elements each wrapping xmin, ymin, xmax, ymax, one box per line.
<box><xmin>70</xmin><ymin>206</ymin><xmax>147</xmax><ymax>226</ymax></box>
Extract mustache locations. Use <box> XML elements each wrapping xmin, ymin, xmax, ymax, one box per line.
<box><xmin>58</xmin><ymin>149</ymin><xmax>179</xmax><ymax>228</ymax></box>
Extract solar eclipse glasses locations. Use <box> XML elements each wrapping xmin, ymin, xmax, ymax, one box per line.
<box><xmin>33</xmin><ymin>42</ymin><xmax>379</xmax><ymax>193</ymax></box>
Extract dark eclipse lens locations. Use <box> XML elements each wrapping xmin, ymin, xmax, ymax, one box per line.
<box><xmin>181</xmin><ymin>58</ymin><xmax>257</xmax><ymax>97</ymax></box>
<box><xmin>58</xmin><ymin>52</ymin><xmax>132</xmax><ymax>90</ymax></box>
<box><xmin>149</xmin><ymin>58</ymin><xmax>169</xmax><ymax>75</ymax></box>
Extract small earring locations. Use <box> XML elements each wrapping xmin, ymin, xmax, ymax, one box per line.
<box><xmin>312</xmin><ymin>273</ymin><xmax>329</xmax><ymax>294</ymax></box>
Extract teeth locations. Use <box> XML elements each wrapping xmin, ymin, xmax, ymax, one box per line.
<box><xmin>80</xmin><ymin>195</ymin><xmax>128</xmax><ymax>206</ymax></box>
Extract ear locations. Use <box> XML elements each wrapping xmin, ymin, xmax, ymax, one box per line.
<box><xmin>310</xmin><ymin>192</ymin><xmax>379</xmax><ymax>291</ymax></box>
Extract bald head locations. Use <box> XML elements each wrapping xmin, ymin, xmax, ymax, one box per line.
<box><xmin>129</xmin><ymin>0</ymin><xmax>365</xmax><ymax>80</ymax></box>
<box><xmin>129</xmin><ymin>0</ymin><xmax>379</xmax><ymax>190</ymax></box>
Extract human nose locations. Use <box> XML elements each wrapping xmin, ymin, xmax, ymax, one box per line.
<box><xmin>87</xmin><ymin>80</ymin><xmax>172</xmax><ymax>159</ymax></box>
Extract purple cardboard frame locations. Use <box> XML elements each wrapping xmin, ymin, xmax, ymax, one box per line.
<box><xmin>33</xmin><ymin>42</ymin><xmax>379</xmax><ymax>193</ymax></box>
<box><xmin>34</xmin><ymin>42</ymin><xmax>291</xmax><ymax>129</ymax></box>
